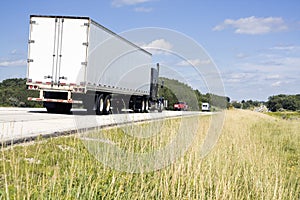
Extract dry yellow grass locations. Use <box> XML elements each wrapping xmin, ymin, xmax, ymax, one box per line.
<box><xmin>0</xmin><ymin>110</ymin><xmax>299</xmax><ymax>199</ymax></box>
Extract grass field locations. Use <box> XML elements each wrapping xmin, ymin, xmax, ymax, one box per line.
<box><xmin>266</xmin><ymin>111</ymin><xmax>300</xmax><ymax>120</ymax></box>
<box><xmin>1</xmin><ymin>110</ymin><xmax>299</xmax><ymax>199</ymax></box>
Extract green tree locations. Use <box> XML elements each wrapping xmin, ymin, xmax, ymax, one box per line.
<box><xmin>159</xmin><ymin>77</ymin><xmax>229</xmax><ymax>111</ymax></box>
<box><xmin>266</xmin><ymin>94</ymin><xmax>300</xmax><ymax>112</ymax></box>
<box><xmin>0</xmin><ymin>78</ymin><xmax>42</xmax><ymax>107</ymax></box>
<box><xmin>232</xmin><ymin>101</ymin><xmax>242</xmax><ymax>109</ymax></box>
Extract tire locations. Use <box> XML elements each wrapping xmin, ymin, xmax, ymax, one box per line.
<box><xmin>103</xmin><ymin>95</ymin><xmax>111</xmax><ymax>115</ymax></box>
<box><xmin>144</xmin><ymin>99</ymin><xmax>149</xmax><ymax>113</ymax></box>
<box><xmin>141</xmin><ymin>99</ymin><xmax>145</xmax><ymax>113</ymax></box>
<box><xmin>96</xmin><ymin>94</ymin><xmax>104</xmax><ymax>115</ymax></box>
<box><xmin>158</xmin><ymin>102</ymin><xmax>163</xmax><ymax>113</ymax></box>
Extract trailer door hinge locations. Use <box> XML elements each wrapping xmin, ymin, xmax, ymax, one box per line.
<box><xmin>84</xmin><ymin>23</ymin><xmax>89</xmax><ymax>27</ymax></box>
<box><xmin>28</xmin><ymin>40</ymin><xmax>35</xmax><ymax>44</ymax></box>
<box><xmin>30</xmin><ymin>20</ymin><xmax>36</xmax><ymax>24</ymax></box>
<box><xmin>59</xmin><ymin>76</ymin><xmax>67</xmax><ymax>80</ymax></box>
<box><xmin>81</xmin><ymin>62</ymin><xmax>87</xmax><ymax>66</ymax></box>
<box><xmin>44</xmin><ymin>75</ymin><xmax>53</xmax><ymax>79</ymax></box>
<box><xmin>82</xmin><ymin>42</ymin><xmax>89</xmax><ymax>46</ymax></box>
<box><xmin>27</xmin><ymin>59</ymin><xmax>34</xmax><ymax>63</ymax></box>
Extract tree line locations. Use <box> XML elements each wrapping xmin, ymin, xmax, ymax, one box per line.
<box><xmin>266</xmin><ymin>94</ymin><xmax>300</xmax><ymax>112</ymax></box>
<box><xmin>230</xmin><ymin>95</ymin><xmax>300</xmax><ymax>112</ymax></box>
<box><xmin>1</xmin><ymin>78</ymin><xmax>299</xmax><ymax>112</ymax></box>
<box><xmin>159</xmin><ymin>77</ymin><xmax>229</xmax><ymax>111</ymax></box>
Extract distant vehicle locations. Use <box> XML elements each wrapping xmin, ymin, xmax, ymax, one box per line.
<box><xmin>202</xmin><ymin>102</ymin><xmax>210</xmax><ymax>112</ymax></box>
<box><xmin>26</xmin><ymin>15</ymin><xmax>164</xmax><ymax>114</ymax></box>
<box><xmin>174</xmin><ymin>102</ymin><xmax>188</xmax><ymax>111</ymax></box>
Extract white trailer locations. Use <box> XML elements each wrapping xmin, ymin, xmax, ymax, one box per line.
<box><xmin>27</xmin><ymin>15</ymin><xmax>160</xmax><ymax>114</ymax></box>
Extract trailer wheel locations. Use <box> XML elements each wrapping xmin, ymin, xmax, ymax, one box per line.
<box><xmin>141</xmin><ymin>99</ymin><xmax>145</xmax><ymax>113</ymax></box>
<box><xmin>158</xmin><ymin>102</ymin><xmax>163</xmax><ymax>113</ymax></box>
<box><xmin>143</xmin><ymin>98</ymin><xmax>149</xmax><ymax>113</ymax></box>
<box><xmin>96</xmin><ymin>94</ymin><xmax>104</xmax><ymax>115</ymax></box>
<box><xmin>103</xmin><ymin>95</ymin><xmax>111</xmax><ymax>115</ymax></box>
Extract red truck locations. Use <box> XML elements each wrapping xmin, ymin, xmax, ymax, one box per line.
<box><xmin>173</xmin><ymin>102</ymin><xmax>188</xmax><ymax>111</ymax></box>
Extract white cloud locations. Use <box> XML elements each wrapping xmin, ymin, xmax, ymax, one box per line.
<box><xmin>236</xmin><ymin>53</ymin><xmax>248</xmax><ymax>59</ymax></box>
<box><xmin>213</xmin><ymin>16</ymin><xmax>288</xmax><ymax>35</ymax></box>
<box><xmin>224</xmin><ymin>47</ymin><xmax>300</xmax><ymax>100</ymax></box>
<box><xmin>237</xmin><ymin>54</ymin><xmax>300</xmax><ymax>72</ymax></box>
<box><xmin>271</xmin><ymin>81</ymin><xmax>282</xmax><ymax>87</ymax></box>
<box><xmin>134</xmin><ymin>7</ymin><xmax>153</xmax><ymax>12</ymax></box>
<box><xmin>0</xmin><ymin>59</ymin><xmax>26</xmax><ymax>67</ymax></box>
<box><xmin>266</xmin><ymin>74</ymin><xmax>280</xmax><ymax>80</ymax></box>
<box><xmin>10</xmin><ymin>49</ymin><xmax>17</xmax><ymax>55</ymax></box>
<box><xmin>270</xmin><ymin>45</ymin><xmax>299</xmax><ymax>51</ymax></box>
<box><xmin>224</xmin><ymin>72</ymin><xmax>255</xmax><ymax>83</ymax></box>
<box><xmin>271</xmin><ymin>57</ymin><xmax>300</xmax><ymax>68</ymax></box>
<box><xmin>177</xmin><ymin>59</ymin><xmax>211</xmax><ymax>66</ymax></box>
<box><xmin>112</xmin><ymin>0</ymin><xmax>153</xmax><ymax>7</ymax></box>
<box><xmin>141</xmin><ymin>39</ymin><xmax>173</xmax><ymax>54</ymax></box>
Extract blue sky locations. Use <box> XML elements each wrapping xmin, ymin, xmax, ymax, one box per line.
<box><xmin>0</xmin><ymin>0</ymin><xmax>299</xmax><ymax>101</ymax></box>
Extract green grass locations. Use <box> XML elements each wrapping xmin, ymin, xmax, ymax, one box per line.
<box><xmin>266</xmin><ymin>111</ymin><xmax>300</xmax><ymax>120</ymax></box>
<box><xmin>1</xmin><ymin>110</ymin><xmax>299</xmax><ymax>199</ymax></box>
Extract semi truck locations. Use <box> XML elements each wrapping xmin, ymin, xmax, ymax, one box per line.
<box><xmin>26</xmin><ymin>15</ymin><xmax>162</xmax><ymax>114</ymax></box>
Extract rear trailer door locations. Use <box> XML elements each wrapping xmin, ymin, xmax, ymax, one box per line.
<box><xmin>27</xmin><ymin>16</ymin><xmax>89</xmax><ymax>86</ymax></box>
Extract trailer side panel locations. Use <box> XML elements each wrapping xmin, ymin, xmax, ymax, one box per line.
<box><xmin>86</xmin><ymin>21</ymin><xmax>152</xmax><ymax>96</ymax></box>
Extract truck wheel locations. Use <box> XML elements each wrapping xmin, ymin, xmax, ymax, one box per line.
<box><xmin>144</xmin><ymin>99</ymin><xmax>149</xmax><ymax>113</ymax></box>
<box><xmin>103</xmin><ymin>95</ymin><xmax>111</xmax><ymax>115</ymax></box>
<box><xmin>96</xmin><ymin>94</ymin><xmax>104</xmax><ymax>115</ymax></box>
<box><xmin>141</xmin><ymin>99</ymin><xmax>145</xmax><ymax>113</ymax></box>
<box><xmin>158</xmin><ymin>102</ymin><xmax>163</xmax><ymax>113</ymax></box>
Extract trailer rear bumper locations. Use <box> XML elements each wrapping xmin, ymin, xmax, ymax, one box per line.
<box><xmin>27</xmin><ymin>97</ymin><xmax>82</xmax><ymax>104</ymax></box>
<box><xmin>27</xmin><ymin>87</ymin><xmax>83</xmax><ymax>104</ymax></box>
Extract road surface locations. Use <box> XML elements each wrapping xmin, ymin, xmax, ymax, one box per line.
<box><xmin>0</xmin><ymin>107</ymin><xmax>211</xmax><ymax>145</ymax></box>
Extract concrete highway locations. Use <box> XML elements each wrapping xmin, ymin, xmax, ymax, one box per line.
<box><xmin>0</xmin><ymin>107</ymin><xmax>210</xmax><ymax>145</ymax></box>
